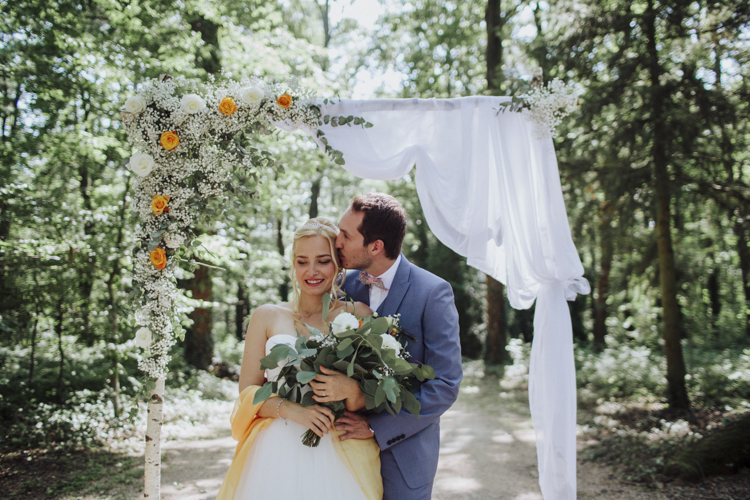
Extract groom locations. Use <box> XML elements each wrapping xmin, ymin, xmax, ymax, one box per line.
<box><xmin>335</xmin><ymin>193</ymin><xmax>462</xmax><ymax>500</ymax></box>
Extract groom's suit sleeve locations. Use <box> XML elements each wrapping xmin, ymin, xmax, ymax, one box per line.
<box><xmin>368</xmin><ymin>280</ymin><xmax>462</xmax><ymax>449</ymax></box>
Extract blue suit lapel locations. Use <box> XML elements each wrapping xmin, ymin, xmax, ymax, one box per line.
<box><xmin>343</xmin><ymin>270</ymin><xmax>370</xmax><ymax>305</ymax></box>
<box><xmin>377</xmin><ymin>255</ymin><xmax>411</xmax><ymax>316</ymax></box>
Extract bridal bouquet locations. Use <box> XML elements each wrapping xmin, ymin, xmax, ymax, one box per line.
<box><xmin>253</xmin><ymin>296</ymin><xmax>435</xmax><ymax>447</ymax></box>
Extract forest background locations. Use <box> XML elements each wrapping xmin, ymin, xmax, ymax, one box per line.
<box><xmin>2</xmin><ymin>0</ymin><xmax>750</xmax><ymax>497</ymax></box>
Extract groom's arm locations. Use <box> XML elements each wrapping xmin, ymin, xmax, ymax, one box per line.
<box><xmin>368</xmin><ymin>281</ymin><xmax>462</xmax><ymax>449</ymax></box>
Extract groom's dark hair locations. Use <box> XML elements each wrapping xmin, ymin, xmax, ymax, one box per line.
<box><xmin>351</xmin><ymin>193</ymin><xmax>407</xmax><ymax>260</ymax></box>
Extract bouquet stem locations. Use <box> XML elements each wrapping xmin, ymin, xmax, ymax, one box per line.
<box><xmin>302</xmin><ymin>429</ymin><xmax>322</xmax><ymax>447</ymax></box>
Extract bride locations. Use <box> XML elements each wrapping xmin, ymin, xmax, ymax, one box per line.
<box><xmin>216</xmin><ymin>218</ymin><xmax>382</xmax><ymax>500</ymax></box>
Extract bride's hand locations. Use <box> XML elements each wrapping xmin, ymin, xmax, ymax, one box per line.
<box><xmin>310</xmin><ymin>366</ymin><xmax>361</xmax><ymax>403</ymax></box>
<box><xmin>282</xmin><ymin>401</ymin><xmax>335</xmax><ymax>437</ymax></box>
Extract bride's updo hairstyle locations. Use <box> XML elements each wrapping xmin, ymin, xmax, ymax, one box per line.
<box><xmin>290</xmin><ymin>217</ymin><xmax>343</xmax><ymax>325</ymax></box>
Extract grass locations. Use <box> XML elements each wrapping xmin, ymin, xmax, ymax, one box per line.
<box><xmin>0</xmin><ymin>448</ymin><xmax>141</xmax><ymax>499</ymax></box>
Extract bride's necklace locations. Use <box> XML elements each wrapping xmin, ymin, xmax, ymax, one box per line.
<box><xmin>298</xmin><ymin>305</ymin><xmax>323</xmax><ymax>324</ymax></box>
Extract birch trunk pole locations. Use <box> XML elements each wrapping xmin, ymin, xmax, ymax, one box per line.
<box><xmin>144</xmin><ymin>378</ymin><xmax>165</xmax><ymax>498</ymax></box>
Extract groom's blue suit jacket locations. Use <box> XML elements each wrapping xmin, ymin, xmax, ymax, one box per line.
<box><xmin>343</xmin><ymin>255</ymin><xmax>462</xmax><ymax>489</ymax></box>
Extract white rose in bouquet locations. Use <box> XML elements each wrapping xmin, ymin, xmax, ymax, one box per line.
<box><xmin>180</xmin><ymin>94</ymin><xmax>206</xmax><ymax>114</ymax></box>
<box><xmin>331</xmin><ymin>312</ymin><xmax>360</xmax><ymax>335</ymax></box>
<box><xmin>380</xmin><ymin>333</ymin><xmax>401</xmax><ymax>352</ymax></box>
<box><xmin>124</xmin><ymin>95</ymin><xmax>146</xmax><ymax>114</ymax></box>
<box><xmin>240</xmin><ymin>86</ymin><xmax>264</xmax><ymax>106</ymax></box>
<box><xmin>128</xmin><ymin>152</ymin><xmax>155</xmax><ymax>177</ymax></box>
<box><xmin>135</xmin><ymin>327</ymin><xmax>152</xmax><ymax>348</ymax></box>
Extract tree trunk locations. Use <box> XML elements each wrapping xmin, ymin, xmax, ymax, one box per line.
<box><xmin>28</xmin><ymin>305</ymin><xmax>39</xmax><ymax>391</ymax></box>
<box><xmin>309</xmin><ymin>173</ymin><xmax>322</xmax><ymax>219</ymax></box>
<box><xmin>593</xmin><ymin>201</ymin><xmax>615</xmax><ymax>351</ymax></box>
<box><xmin>188</xmin><ymin>14</ymin><xmax>221</xmax><ymax>74</ymax></box>
<box><xmin>734</xmin><ymin>210</ymin><xmax>750</xmax><ymax>337</ymax></box>
<box><xmin>143</xmin><ymin>379</ymin><xmax>165</xmax><ymax>499</ymax></box>
<box><xmin>485</xmin><ymin>0</ymin><xmax>502</xmax><ymax>92</ymax></box>
<box><xmin>484</xmin><ymin>276</ymin><xmax>508</xmax><ymax>365</ymax></box>
<box><xmin>184</xmin><ymin>265</ymin><xmax>214</xmax><ymax>370</ymax></box>
<box><xmin>276</xmin><ymin>219</ymin><xmax>289</xmax><ymax>301</ymax></box>
<box><xmin>78</xmin><ymin>163</ymin><xmax>95</xmax><ymax>344</ymax></box>
<box><xmin>646</xmin><ymin>0</ymin><xmax>690</xmax><ymax>411</ymax></box>
<box><xmin>55</xmin><ymin>297</ymin><xmax>65</xmax><ymax>404</ymax></box>
<box><xmin>107</xmin><ymin>277</ymin><xmax>121</xmax><ymax>417</ymax></box>
<box><xmin>236</xmin><ymin>281</ymin><xmax>249</xmax><ymax>340</ymax></box>
<box><xmin>707</xmin><ymin>264</ymin><xmax>721</xmax><ymax>334</ymax></box>
<box><xmin>483</xmin><ymin>0</ymin><xmax>510</xmax><ymax>365</ymax></box>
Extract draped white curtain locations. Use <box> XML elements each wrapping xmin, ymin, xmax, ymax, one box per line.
<box><xmin>309</xmin><ymin>97</ymin><xmax>589</xmax><ymax>500</ymax></box>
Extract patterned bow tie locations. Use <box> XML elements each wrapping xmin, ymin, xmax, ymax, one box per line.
<box><xmin>359</xmin><ymin>272</ymin><xmax>387</xmax><ymax>291</ymax></box>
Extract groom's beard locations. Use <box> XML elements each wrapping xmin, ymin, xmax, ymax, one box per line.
<box><xmin>338</xmin><ymin>248</ymin><xmax>372</xmax><ymax>271</ymax></box>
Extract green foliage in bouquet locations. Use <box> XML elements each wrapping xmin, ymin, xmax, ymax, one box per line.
<box><xmin>253</xmin><ymin>295</ymin><xmax>435</xmax><ymax>446</ymax></box>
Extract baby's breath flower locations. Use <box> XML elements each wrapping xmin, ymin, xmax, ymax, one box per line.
<box><xmin>122</xmin><ymin>75</ymin><xmax>328</xmax><ymax>379</ymax></box>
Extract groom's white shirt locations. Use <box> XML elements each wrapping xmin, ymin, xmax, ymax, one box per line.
<box><xmin>367</xmin><ymin>254</ymin><xmax>402</xmax><ymax>312</ymax></box>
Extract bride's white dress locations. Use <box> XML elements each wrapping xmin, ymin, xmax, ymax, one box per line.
<box><xmin>233</xmin><ymin>334</ymin><xmax>368</xmax><ymax>500</ymax></box>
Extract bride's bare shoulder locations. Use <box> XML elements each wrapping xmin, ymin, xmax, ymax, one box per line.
<box><xmin>332</xmin><ymin>300</ymin><xmax>372</xmax><ymax>318</ymax></box>
<box><xmin>251</xmin><ymin>303</ymin><xmax>293</xmax><ymax>322</ymax></box>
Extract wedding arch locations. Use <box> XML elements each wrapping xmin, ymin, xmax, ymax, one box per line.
<box><xmin>122</xmin><ymin>75</ymin><xmax>586</xmax><ymax>500</ymax></box>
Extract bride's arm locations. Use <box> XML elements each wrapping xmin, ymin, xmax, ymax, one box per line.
<box><xmin>239</xmin><ymin>306</ymin><xmax>335</xmax><ymax>436</ymax></box>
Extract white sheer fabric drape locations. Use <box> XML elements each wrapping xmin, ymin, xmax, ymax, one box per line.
<box><xmin>309</xmin><ymin>97</ymin><xmax>589</xmax><ymax>500</ymax></box>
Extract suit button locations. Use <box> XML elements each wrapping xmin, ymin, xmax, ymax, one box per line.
<box><xmin>399</xmin><ymin>434</ymin><xmax>405</xmax><ymax>439</ymax></box>
<box><xmin>387</xmin><ymin>439</ymin><xmax>393</xmax><ymax>445</ymax></box>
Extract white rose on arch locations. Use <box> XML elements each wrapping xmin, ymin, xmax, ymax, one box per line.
<box><xmin>380</xmin><ymin>333</ymin><xmax>401</xmax><ymax>352</ymax></box>
<box><xmin>135</xmin><ymin>327</ymin><xmax>153</xmax><ymax>348</ymax></box>
<box><xmin>180</xmin><ymin>94</ymin><xmax>206</xmax><ymax>114</ymax></box>
<box><xmin>128</xmin><ymin>153</ymin><xmax>155</xmax><ymax>177</ymax></box>
<box><xmin>331</xmin><ymin>312</ymin><xmax>360</xmax><ymax>335</ymax></box>
<box><xmin>124</xmin><ymin>95</ymin><xmax>146</xmax><ymax>114</ymax></box>
<box><xmin>239</xmin><ymin>86</ymin><xmax>264</xmax><ymax>106</ymax></box>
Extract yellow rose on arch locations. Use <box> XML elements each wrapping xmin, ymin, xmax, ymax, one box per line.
<box><xmin>219</xmin><ymin>97</ymin><xmax>238</xmax><ymax>115</ymax></box>
<box><xmin>150</xmin><ymin>247</ymin><xmax>167</xmax><ymax>270</ymax></box>
<box><xmin>151</xmin><ymin>195</ymin><xmax>169</xmax><ymax>216</ymax></box>
<box><xmin>277</xmin><ymin>94</ymin><xmax>293</xmax><ymax>108</ymax></box>
<box><xmin>160</xmin><ymin>131</ymin><xmax>179</xmax><ymax>151</ymax></box>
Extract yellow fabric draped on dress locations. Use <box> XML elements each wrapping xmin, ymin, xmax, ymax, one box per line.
<box><xmin>215</xmin><ymin>386</ymin><xmax>382</xmax><ymax>500</ymax></box>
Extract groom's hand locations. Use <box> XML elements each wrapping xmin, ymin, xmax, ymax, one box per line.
<box><xmin>336</xmin><ymin>411</ymin><xmax>374</xmax><ymax>441</ymax></box>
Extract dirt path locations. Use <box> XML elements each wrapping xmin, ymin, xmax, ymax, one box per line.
<box><xmin>136</xmin><ymin>378</ymin><xmax>665</xmax><ymax>500</ymax></box>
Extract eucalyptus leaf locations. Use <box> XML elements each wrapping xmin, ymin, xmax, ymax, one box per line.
<box><xmin>392</xmin><ymin>395</ymin><xmax>403</xmax><ymax>414</ymax></box>
<box><xmin>306</xmin><ymin>325</ymin><xmax>323</xmax><ymax>337</ymax></box>
<box><xmin>337</xmin><ymin>344</ymin><xmax>355</xmax><ymax>359</ymax></box>
<box><xmin>337</xmin><ymin>338</ymin><xmax>354</xmax><ymax>351</ymax></box>
<box><xmin>383</xmin><ymin>377</ymin><xmax>398</xmax><ymax>403</ymax></box>
<box><xmin>296</xmin><ymin>370</ymin><xmax>316</xmax><ymax>384</ymax></box>
<box><xmin>259</xmin><ymin>344</ymin><xmax>292</xmax><ymax>370</ymax></box>
<box><xmin>374</xmin><ymin>385</ymin><xmax>386</xmax><ymax>407</ymax></box>
<box><xmin>401</xmin><ymin>389</ymin><xmax>421</xmax><ymax>417</ymax></box>
<box><xmin>420</xmin><ymin>364</ymin><xmax>436</xmax><ymax>380</ymax></box>
<box><xmin>252</xmin><ymin>383</ymin><xmax>274</xmax><ymax>405</ymax></box>
<box><xmin>300</xmin><ymin>391</ymin><xmax>315</xmax><ymax>407</ymax></box>
<box><xmin>333</xmin><ymin>359</ymin><xmax>350</xmax><ymax>372</ymax></box>
<box><xmin>322</xmin><ymin>293</ymin><xmax>331</xmax><ymax>321</ymax></box>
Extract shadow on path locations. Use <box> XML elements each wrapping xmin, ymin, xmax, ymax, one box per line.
<box><xmin>152</xmin><ymin>377</ymin><xmax>663</xmax><ymax>500</ymax></box>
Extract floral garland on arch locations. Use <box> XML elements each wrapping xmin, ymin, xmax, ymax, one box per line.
<box><xmin>121</xmin><ymin>75</ymin><xmax>368</xmax><ymax>380</ymax></box>
<box><xmin>496</xmin><ymin>78</ymin><xmax>579</xmax><ymax>138</ymax></box>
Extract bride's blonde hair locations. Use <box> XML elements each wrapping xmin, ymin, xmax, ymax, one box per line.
<box><xmin>290</xmin><ymin>217</ymin><xmax>343</xmax><ymax>325</ymax></box>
